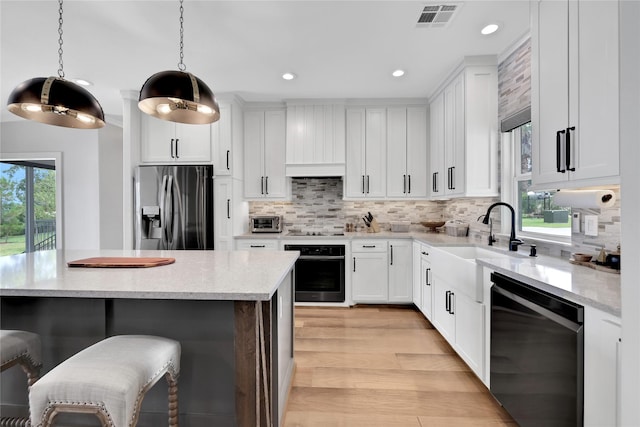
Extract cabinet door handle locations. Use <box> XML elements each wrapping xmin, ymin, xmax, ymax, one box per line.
<box><xmin>408</xmin><ymin>175</ymin><xmax>411</xmax><ymax>194</ymax></box>
<box><xmin>421</xmin><ymin>251</ymin><xmax>429</xmax><ymax>256</ymax></box>
<box><xmin>403</xmin><ymin>175</ymin><xmax>406</xmax><ymax>194</ymax></box>
<box><xmin>447</xmin><ymin>167</ymin><xmax>452</xmax><ymax>189</ymax></box>
<box><xmin>449</xmin><ymin>292</ymin><xmax>455</xmax><ymax>315</ymax></box>
<box><xmin>261</xmin><ymin>176</ymin><xmax>264</xmax><ymax>195</ymax></box>
<box><xmin>445</xmin><ymin>290</ymin><xmax>450</xmax><ymax>312</ymax></box>
<box><xmin>556</xmin><ymin>129</ymin><xmax>566</xmax><ymax>173</ymax></box>
<box><xmin>566</xmin><ymin>126</ymin><xmax>576</xmax><ymax>171</ymax></box>
<box><xmin>170</xmin><ymin>138</ymin><xmax>175</xmax><ymax>158</ymax></box>
<box><xmin>362</xmin><ymin>175</ymin><xmax>365</xmax><ymax>194</ymax></box>
<box><xmin>362</xmin><ymin>245</ymin><xmax>377</xmax><ymax>248</ymax></box>
<box><xmin>226</xmin><ymin>150</ymin><xmax>230</xmax><ymax>170</ymax></box>
<box><xmin>450</xmin><ymin>167</ymin><xmax>455</xmax><ymax>189</ymax></box>
<box><xmin>366</xmin><ymin>175</ymin><xmax>370</xmax><ymax>194</ymax></box>
<box><xmin>432</xmin><ymin>172</ymin><xmax>438</xmax><ymax>193</ymax></box>
<box><xmin>390</xmin><ymin>245</ymin><xmax>394</xmax><ymax>265</ymax></box>
<box><xmin>175</xmin><ymin>138</ymin><xmax>179</xmax><ymax>159</ymax></box>
<box><xmin>426</xmin><ymin>268</ymin><xmax>431</xmax><ymax>286</ymax></box>
<box><xmin>227</xmin><ymin>199</ymin><xmax>231</xmax><ymax>219</ymax></box>
<box><xmin>353</xmin><ymin>257</ymin><xmax>356</xmax><ymax>272</ymax></box>
<box><xmin>250</xmin><ymin>244</ymin><xmax>266</xmax><ymax>248</ymax></box>
<box><xmin>265</xmin><ymin>176</ymin><xmax>269</xmax><ymax>195</ymax></box>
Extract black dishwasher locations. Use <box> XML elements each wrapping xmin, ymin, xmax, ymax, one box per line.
<box><xmin>490</xmin><ymin>272</ymin><xmax>584</xmax><ymax>427</ymax></box>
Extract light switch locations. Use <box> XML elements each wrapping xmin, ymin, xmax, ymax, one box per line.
<box><xmin>584</xmin><ymin>215</ymin><xmax>598</xmax><ymax>236</ymax></box>
<box><xmin>572</xmin><ymin>213</ymin><xmax>581</xmax><ymax>233</ymax></box>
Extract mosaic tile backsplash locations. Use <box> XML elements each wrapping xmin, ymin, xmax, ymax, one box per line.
<box><xmin>248</xmin><ymin>178</ymin><xmax>622</xmax><ymax>258</ymax></box>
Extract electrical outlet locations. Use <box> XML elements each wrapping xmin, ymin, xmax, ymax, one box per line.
<box><xmin>584</xmin><ymin>215</ymin><xmax>598</xmax><ymax>236</ymax></box>
<box><xmin>572</xmin><ymin>213</ymin><xmax>581</xmax><ymax>233</ymax></box>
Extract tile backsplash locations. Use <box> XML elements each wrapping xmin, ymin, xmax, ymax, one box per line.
<box><xmin>249</xmin><ymin>178</ymin><xmax>621</xmax><ymax>258</ymax></box>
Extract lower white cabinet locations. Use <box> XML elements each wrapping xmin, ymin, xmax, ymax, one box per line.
<box><xmin>214</xmin><ymin>177</ymin><xmax>248</xmax><ymax>250</ymax></box>
<box><xmin>420</xmin><ymin>254</ymin><xmax>433</xmax><ymax>321</ymax></box>
<box><xmin>412</xmin><ymin>242</ymin><xmax>422</xmax><ymax>310</ymax></box>
<box><xmin>352</xmin><ymin>239</ymin><xmax>413</xmax><ymax>304</ymax></box>
<box><xmin>584</xmin><ymin>306</ymin><xmax>621</xmax><ymax>427</ymax></box>
<box><xmin>236</xmin><ymin>239</ymin><xmax>279</xmax><ymax>250</ymax></box>
<box><xmin>453</xmin><ymin>290</ymin><xmax>484</xmax><ymax>376</ymax></box>
<box><xmin>432</xmin><ymin>279</ymin><xmax>456</xmax><ymax>343</ymax></box>
<box><xmin>388</xmin><ymin>240</ymin><xmax>412</xmax><ymax>303</ymax></box>
<box><xmin>352</xmin><ymin>248</ymin><xmax>388</xmax><ymax>302</ymax></box>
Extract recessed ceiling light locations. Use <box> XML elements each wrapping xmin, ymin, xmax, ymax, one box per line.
<box><xmin>392</xmin><ymin>69</ymin><xmax>405</xmax><ymax>77</ymax></box>
<box><xmin>481</xmin><ymin>24</ymin><xmax>499</xmax><ymax>35</ymax></box>
<box><xmin>69</xmin><ymin>78</ymin><xmax>93</xmax><ymax>86</ymax></box>
<box><xmin>282</xmin><ymin>72</ymin><xmax>296</xmax><ymax>81</ymax></box>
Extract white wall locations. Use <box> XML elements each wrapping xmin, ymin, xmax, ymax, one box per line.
<box><xmin>98</xmin><ymin>123</ymin><xmax>124</xmax><ymax>249</ymax></box>
<box><xmin>0</xmin><ymin>120</ymin><xmax>123</xmax><ymax>250</ymax></box>
<box><xmin>620</xmin><ymin>1</ymin><xmax>640</xmax><ymax>424</ymax></box>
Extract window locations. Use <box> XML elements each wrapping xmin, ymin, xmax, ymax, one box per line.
<box><xmin>1</xmin><ymin>161</ymin><xmax>57</xmax><ymax>256</ymax></box>
<box><xmin>504</xmin><ymin>122</ymin><xmax>571</xmax><ymax>240</ymax></box>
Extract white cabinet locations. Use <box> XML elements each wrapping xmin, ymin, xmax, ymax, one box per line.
<box><xmin>244</xmin><ymin>109</ymin><xmax>288</xmax><ymax>199</ymax></box>
<box><xmin>454</xmin><ymin>290</ymin><xmax>484</xmax><ymax>376</ymax></box>
<box><xmin>212</xmin><ymin>100</ymin><xmax>244</xmax><ymax>178</ymax></box>
<box><xmin>351</xmin><ymin>241</ymin><xmax>388</xmax><ymax>302</ymax></box>
<box><xmin>345</xmin><ymin>108</ymin><xmax>387</xmax><ymax>198</ymax></box>
<box><xmin>141</xmin><ymin>114</ymin><xmax>212</xmax><ymax>163</ymax></box>
<box><xmin>429</xmin><ymin>93</ymin><xmax>445</xmax><ymax>197</ymax></box>
<box><xmin>388</xmin><ymin>240</ymin><xmax>413</xmax><ymax>303</ymax></box>
<box><xmin>214</xmin><ymin>177</ymin><xmax>248</xmax><ymax>250</ymax></box>
<box><xmin>412</xmin><ymin>242</ymin><xmax>423</xmax><ymax>310</ymax></box>
<box><xmin>386</xmin><ymin>107</ymin><xmax>428</xmax><ymax>198</ymax></box>
<box><xmin>428</xmin><ymin>57</ymin><xmax>498</xmax><ymax>198</ymax></box>
<box><xmin>584</xmin><ymin>306</ymin><xmax>622</xmax><ymax>427</ymax></box>
<box><xmin>285</xmin><ymin>103</ymin><xmax>346</xmax><ymax>176</ymax></box>
<box><xmin>236</xmin><ymin>239</ymin><xmax>280</xmax><ymax>250</ymax></box>
<box><xmin>420</xmin><ymin>250</ymin><xmax>433</xmax><ymax>321</ymax></box>
<box><xmin>531</xmin><ymin>0</ymin><xmax>619</xmax><ymax>188</ymax></box>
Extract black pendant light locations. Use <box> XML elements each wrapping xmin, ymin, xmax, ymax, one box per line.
<box><xmin>138</xmin><ymin>0</ymin><xmax>220</xmax><ymax>125</ymax></box>
<box><xmin>6</xmin><ymin>0</ymin><xmax>105</xmax><ymax>129</ymax></box>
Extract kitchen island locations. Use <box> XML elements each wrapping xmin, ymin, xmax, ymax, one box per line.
<box><xmin>0</xmin><ymin>249</ymin><xmax>298</xmax><ymax>427</ymax></box>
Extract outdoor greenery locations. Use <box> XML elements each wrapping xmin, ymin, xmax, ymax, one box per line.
<box><xmin>522</xmin><ymin>217</ymin><xmax>571</xmax><ymax>229</ymax></box>
<box><xmin>0</xmin><ymin>164</ymin><xmax>56</xmax><ymax>244</ymax></box>
<box><xmin>0</xmin><ymin>235</ymin><xmax>26</xmax><ymax>257</ymax></box>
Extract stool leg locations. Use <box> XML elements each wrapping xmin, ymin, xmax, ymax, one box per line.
<box><xmin>166</xmin><ymin>373</ymin><xmax>179</xmax><ymax>427</ymax></box>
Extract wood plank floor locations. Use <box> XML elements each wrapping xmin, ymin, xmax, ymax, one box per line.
<box><xmin>283</xmin><ymin>305</ymin><xmax>516</xmax><ymax>427</ymax></box>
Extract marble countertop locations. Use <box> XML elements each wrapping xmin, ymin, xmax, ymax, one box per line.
<box><xmin>236</xmin><ymin>230</ymin><xmax>621</xmax><ymax>316</ymax></box>
<box><xmin>476</xmin><ymin>254</ymin><xmax>621</xmax><ymax>317</ymax></box>
<box><xmin>0</xmin><ymin>249</ymin><xmax>298</xmax><ymax>301</ymax></box>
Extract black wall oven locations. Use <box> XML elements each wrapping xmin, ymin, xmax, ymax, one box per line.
<box><xmin>284</xmin><ymin>244</ymin><xmax>345</xmax><ymax>303</ymax></box>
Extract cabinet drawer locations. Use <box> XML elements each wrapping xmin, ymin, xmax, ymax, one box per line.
<box><xmin>236</xmin><ymin>240</ymin><xmax>279</xmax><ymax>250</ymax></box>
<box><xmin>352</xmin><ymin>240</ymin><xmax>387</xmax><ymax>252</ymax></box>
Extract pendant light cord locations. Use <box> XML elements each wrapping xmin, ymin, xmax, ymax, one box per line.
<box><xmin>57</xmin><ymin>0</ymin><xmax>65</xmax><ymax>78</ymax></box>
<box><xmin>178</xmin><ymin>0</ymin><xmax>186</xmax><ymax>71</ymax></box>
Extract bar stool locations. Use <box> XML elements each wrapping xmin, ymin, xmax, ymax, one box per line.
<box><xmin>29</xmin><ymin>335</ymin><xmax>180</xmax><ymax>427</ymax></box>
<box><xmin>1</xmin><ymin>330</ymin><xmax>42</xmax><ymax>426</ymax></box>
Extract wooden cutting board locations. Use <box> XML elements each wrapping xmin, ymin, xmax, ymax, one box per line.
<box><xmin>67</xmin><ymin>257</ymin><xmax>176</xmax><ymax>268</ymax></box>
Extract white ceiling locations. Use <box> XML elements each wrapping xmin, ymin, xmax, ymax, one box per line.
<box><xmin>0</xmin><ymin>0</ymin><xmax>530</xmax><ymax>125</ymax></box>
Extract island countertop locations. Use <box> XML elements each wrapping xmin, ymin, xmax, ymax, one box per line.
<box><xmin>0</xmin><ymin>249</ymin><xmax>299</xmax><ymax>301</ymax></box>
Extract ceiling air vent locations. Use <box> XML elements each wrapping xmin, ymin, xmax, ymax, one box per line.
<box><xmin>417</xmin><ymin>3</ymin><xmax>461</xmax><ymax>28</ymax></box>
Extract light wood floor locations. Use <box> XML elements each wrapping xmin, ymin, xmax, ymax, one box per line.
<box><xmin>283</xmin><ymin>305</ymin><xmax>517</xmax><ymax>427</ymax></box>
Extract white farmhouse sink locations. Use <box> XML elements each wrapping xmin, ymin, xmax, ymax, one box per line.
<box><xmin>429</xmin><ymin>246</ymin><xmax>516</xmax><ymax>302</ymax></box>
<box><xmin>437</xmin><ymin>246</ymin><xmax>512</xmax><ymax>261</ymax></box>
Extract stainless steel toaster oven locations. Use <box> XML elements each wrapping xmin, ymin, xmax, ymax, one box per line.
<box><xmin>250</xmin><ymin>216</ymin><xmax>283</xmax><ymax>233</ymax></box>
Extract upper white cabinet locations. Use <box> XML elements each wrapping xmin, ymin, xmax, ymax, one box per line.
<box><xmin>386</xmin><ymin>107</ymin><xmax>428</xmax><ymax>198</ymax></box>
<box><xmin>429</xmin><ymin>57</ymin><xmax>499</xmax><ymax>198</ymax></box>
<box><xmin>141</xmin><ymin>115</ymin><xmax>212</xmax><ymax>163</ymax></box>
<box><xmin>285</xmin><ymin>103</ymin><xmax>346</xmax><ymax>177</ymax></box>
<box><xmin>212</xmin><ymin>100</ymin><xmax>244</xmax><ymax>179</ymax></box>
<box><xmin>531</xmin><ymin>0</ymin><xmax>620</xmax><ymax>188</ymax></box>
<box><xmin>345</xmin><ymin>108</ymin><xmax>387</xmax><ymax>198</ymax></box>
<box><xmin>244</xmin><ymin>108</ymin><xmax>289</xmax><ymax>199</ymax></box>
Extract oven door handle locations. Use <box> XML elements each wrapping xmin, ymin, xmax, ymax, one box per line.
<box><xmin>298</xmin><ymin>255</ymin><xmax>345</xmax><ymax>260</ymax></box>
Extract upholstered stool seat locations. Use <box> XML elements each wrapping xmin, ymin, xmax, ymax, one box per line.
<box><xmin>29</xmin><ymin>335</ymin><xmax>180</xmax><ymax>427</ymax></box>
<box><xmin>1</xmin><ymin>330</ymin><xmax>42</xmax><ymax>426</ymax></box>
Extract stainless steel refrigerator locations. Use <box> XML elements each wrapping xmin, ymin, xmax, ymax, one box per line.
<box><xmin>134</xmin><ymin>165</ymin><xmax>214</xmax><ymax>250</ymax></box>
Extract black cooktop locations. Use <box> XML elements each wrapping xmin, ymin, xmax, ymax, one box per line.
<box><xmin>286</xmin><ymin>231</ymin><xmax>345</xmax><ymax>237</ymax></box>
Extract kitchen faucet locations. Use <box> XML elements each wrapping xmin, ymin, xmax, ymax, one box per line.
<box><xmin>480</xmin><ymin>202</ymin><xmax>523</xmax><ymax>252</ymax></box>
